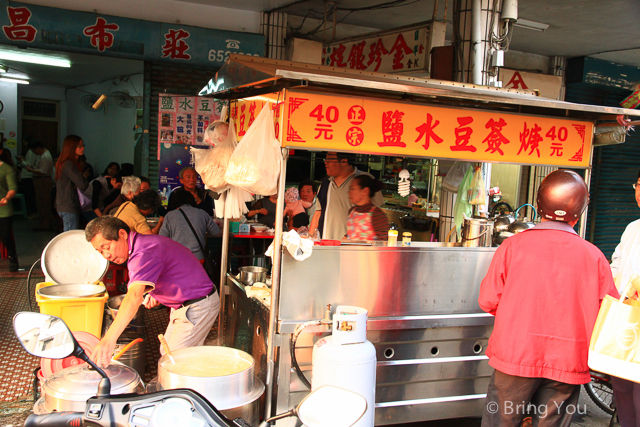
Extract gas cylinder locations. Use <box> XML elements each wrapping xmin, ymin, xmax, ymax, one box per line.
<box><xmin>311</xmin><ymin>306</ymin><xmax>376</xmax><ymax>427</ymax></box>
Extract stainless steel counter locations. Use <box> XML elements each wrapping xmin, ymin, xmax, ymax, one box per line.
<box><xmin>226</xmin><ymin>244</ymin><xmax>496</xmax><ymax>425</ymax></box>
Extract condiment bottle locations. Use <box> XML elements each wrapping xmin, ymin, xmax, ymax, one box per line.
<box><xmin>388</xmin><ymin>230</ymin><xmax>398</xmax><ymax>246</ymax></box>
<box><xmin>402</xmin><ymin>232</ymin><xmax>412</xmax><ymax>246</ymax></box>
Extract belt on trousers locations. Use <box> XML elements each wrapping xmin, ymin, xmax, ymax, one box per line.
<box><xmin>180</xmin><ymin>287</ymin><xmax>215</xmax><ymax>308</ymax></box>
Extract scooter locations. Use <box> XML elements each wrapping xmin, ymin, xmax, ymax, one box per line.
<box><xmin>13</xmin><ymin>312</ymin><xmax>367</xmax><ymax>427</ymax></box>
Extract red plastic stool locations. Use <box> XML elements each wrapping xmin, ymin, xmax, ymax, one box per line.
<box><xmin>103</xmin><ymin>263</ymin><xmax>128</xmax><ymax>295</ymax></box>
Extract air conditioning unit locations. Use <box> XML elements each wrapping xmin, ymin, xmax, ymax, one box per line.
<box><xmin>286</xmin><ymin>38</ymin><xmax>323</xmax><ymax>64</ymax></box>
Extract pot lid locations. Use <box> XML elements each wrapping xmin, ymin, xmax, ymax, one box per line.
<box><xmin>43</xmin><ymin>362</ymin><xmax>141</xmax><ymax>401</ymax></box>
<box><xmin>41</xmin><ymin>230</ymin><xmax>108</xmax><ymax>285</ymax></box>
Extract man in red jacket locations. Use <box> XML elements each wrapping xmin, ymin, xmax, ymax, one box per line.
<box><xmin>479</xmin><ymin>169</ymin><xmax>619</xmax><ymax>427</ymax></box>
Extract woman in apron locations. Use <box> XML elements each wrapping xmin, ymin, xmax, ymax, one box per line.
<box><xmin>344</xmin><ymin>175</ymin><xmax>389</xmax><ymax>241</ymax></box>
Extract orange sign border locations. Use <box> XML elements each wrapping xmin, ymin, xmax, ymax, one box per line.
<box><xmin>280</xmin><ymin>89</ymin><xmax>593</xmax><ymax>168</ymax></box>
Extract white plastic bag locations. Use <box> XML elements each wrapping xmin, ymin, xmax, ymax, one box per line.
<box><xmin>224</xmin><ymin>103</ymin><xmax>282</xmax><ymax>196</ymax></box>
<box><xmin>212</xmin><ymin>185</ymin><xmax>253</xmax><ymax>219</ymax></box>
<box><xmin>265</xmin><ymin>230</ymin><xmax>314</xmax><ymax>261</ymax></box>
<box><xmin>191</xmin><ymin>118</ymin><xmax>238</xmax><ymax>193</ymax></box>
<box><xmin>442</xmin><ymin>162</ymin><xmax>471</xmax><ymax>192</ymax></box>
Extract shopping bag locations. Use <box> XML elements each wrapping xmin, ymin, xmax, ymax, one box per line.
<box><xmin>77</xmin><ymin>188</ymin><xmax>92</xmax><ymax>211</ymax></box>
<box><xmin>588</xmin><ymin>281</ymin><xmax>640</xmax><ymax>382</ymax></box>
<box><xmin>224</xmin><ymin>103</ymin><xmax>282</xmax><ymax>196</ymax></box>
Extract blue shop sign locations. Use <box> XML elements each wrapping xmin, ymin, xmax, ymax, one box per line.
<box><xmin>0</xmin><ymin>0</ymin><xmax>264</xmax><ymax>66</ymax></box>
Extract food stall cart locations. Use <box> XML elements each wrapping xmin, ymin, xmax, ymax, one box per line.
<box><xmin>200</xmin><ymin>54</ymin><xmax>638</xmax><ymax>425</ymax></box>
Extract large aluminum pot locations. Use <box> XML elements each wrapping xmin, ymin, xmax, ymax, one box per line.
<box><xmin>238</xmin><ymin>266</ymin><xmax>267</xmax><ymax>286</ymax></box>
<box><xmin>157</xmin><ymin>346</ymin><xmax>264</xmax><ymax>424</ymax></box>
<box><xmin>461</xmin><ymin>218</ymin><xmax>494</xmax><ymax>247</ymax></box>
<box><xmin>37</xmin><ymin>283</ymin><xmax>106</xmax><ymax>299</ymax></box>
<box><xmin>42</xmin><ymin>362</ymin><xmax>144</xmax><ymax>412</ymax></box>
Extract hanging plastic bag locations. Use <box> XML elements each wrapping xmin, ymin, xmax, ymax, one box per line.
<box><xmin>191</xmin><ymin>118</ymin><xmax>238</xmax><ymax>193</ymax></box>
<box><xmin>224</xmin><ymin>103</ymin><xmax>282</xmax><ymax>196</ymax></box>
<box><xmin>442</xmin><ymin>162</ymin><xmax>470</xmax><ymax>193</ymax></box>
<box><xmin>453</xmin><ymin>165</ymin><xmax>474</xmax><ymax>238</ymax></box>
<box><xmin>469</xmin><ymin>166</ymin><xmax>486</xmax><ymax>205</ymax></box>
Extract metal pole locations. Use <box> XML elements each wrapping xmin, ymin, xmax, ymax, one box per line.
<box><xmin>264</xmin><ymin>147</ymin><xmax>288</xmax><ymax>421</ymax></box>
<box><xmin>310</xmin><ymin>152</ymin><xmax>316</xmax><ymax>180</ymax></box>
<box><xmin>217</xmin><ymin>217</ymin><xmax>230</xmax><ymax>346</ymax></box>
<box><xmin>580</xmin><ymin>145</ymin><xmax>595</xmax><ymax>239</ymax></box>
<box><xmin>471</xmin><ymin>0</ymin><xmax>483</xmax><ymax>85</ymax></box>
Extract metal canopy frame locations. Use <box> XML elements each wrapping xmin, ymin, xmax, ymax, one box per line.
<box><xmin>201</xmin><ymin>55</ymin><xmax>640</xmax><ymax>121</ymax></box>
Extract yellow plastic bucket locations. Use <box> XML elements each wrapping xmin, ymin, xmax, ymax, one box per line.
<box><xmin>36</xmin><ymin>282</ymin><xmax>108</xmax><ymax>338</ymax></box>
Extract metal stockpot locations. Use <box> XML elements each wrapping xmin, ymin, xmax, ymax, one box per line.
<box><xmin>42</xmin><ymin>362</ymin><xmax>143</xmax><ymax>412</ymax></box>
<box><xmin>461</xmin><ymin>218</ymin><xmax>494</xmax><ymax>247</ymax></box>
<box><xmin>238</xmin><ymin>266</ymin><xmax>267</xmax><ymax>286</ymax></box>
<box><xmin>157</xmin><ymin>346</ymin><xmax>264</xmax><ymax>425</ymax></box>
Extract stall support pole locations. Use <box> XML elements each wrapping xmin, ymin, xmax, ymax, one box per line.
<box><xmin>580</xmin><ymin>149</ymin><xmax>595</xmax><ymax>239</ymax></box>
<box><xmin>217</xmin><ymin>217</ymin><xmax>230</xmax><ymax>346</ymax></box>
<box><xmin>471</xmin><ymin>0</ymin><xmax>483</xmax><ymax>85</ymax></box>
<box><xmin>264</xmin><ymin>148</ymin><xmax>289</xmax><ymax>421</ymax></box>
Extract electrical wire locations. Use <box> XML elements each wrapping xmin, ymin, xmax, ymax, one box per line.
<box><xmin>289</xmin><ymin>0</ymin><xmax>420</xmax><ymax>38</ymax></box>
<box><xmin>26</xmin><ymin>258</ymin><xmax>40</xmax><ymax>312</ymax></box>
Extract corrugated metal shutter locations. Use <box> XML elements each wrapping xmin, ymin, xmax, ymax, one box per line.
<box><xmin>145</xmin><ymin>61</ymin><xmax>219</xmax><ymax>188</ymax></box>
<box><xmin>566</xmin><ymin>84</ymin><xmax>640</xmax><ymax>259</ymax></box>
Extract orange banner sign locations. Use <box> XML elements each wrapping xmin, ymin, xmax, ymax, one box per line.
<box><xmin>232</xmin><ymin>95</ymin><xmax>283</xmax><ymax>140</ymax></box>
<box><xmin>283</xmin><ymin>91</ymin><xmax>593</xmax><ymax>167</ymax></box>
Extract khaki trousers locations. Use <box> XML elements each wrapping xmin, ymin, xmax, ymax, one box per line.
<box><xmin>162</xmin><ymin>291</ymin><xmax>220</xmax><ymax>355</ymax></box>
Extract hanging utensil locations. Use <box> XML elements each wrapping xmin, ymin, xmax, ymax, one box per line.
<box><xmin>158</xmin><ymin>334</ymin><xmax>175</xmax><ymax>365</ymax></box>
<box><xmin>113</xmin><ymin>338</ymin><xmax>143</xmax><ymax>362</ymax></box>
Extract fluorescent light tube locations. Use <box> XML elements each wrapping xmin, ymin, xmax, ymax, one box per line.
<box><xmin>513</xmin><ymin>18</ymin><xmax>549</xmax><ymax>32</ymax></box>
<box><xmin>0</xmin><ymin>77</ymin><xmax>29</xmax><ymax>84</ymax></box>
<box><xmin>0</xmin><ymin>51</ymin><xmax>70</xmax><ymax>67</ymax></box>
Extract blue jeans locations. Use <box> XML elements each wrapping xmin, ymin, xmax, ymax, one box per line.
<box><xmin>58</xmin><ymin>212</ymin><xmax>80</xmax><ymax>231</ymax></box>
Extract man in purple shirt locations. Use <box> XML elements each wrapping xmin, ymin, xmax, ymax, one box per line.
<box><xmin>85</xmin><ymin>216</ymin><xmax>219</xmax><ymax>368</ymax></box>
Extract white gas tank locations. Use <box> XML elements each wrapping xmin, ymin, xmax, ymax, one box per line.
<box><xmin>312</xmin><ymin>306</ymin><xmax>376</xmax><ymax>427</ymax></box>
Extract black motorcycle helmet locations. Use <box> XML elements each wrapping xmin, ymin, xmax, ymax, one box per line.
<box><xmin>536</xmin><ymin>169</ymin><xmax>589</xmax><ymax>222</ymax></box>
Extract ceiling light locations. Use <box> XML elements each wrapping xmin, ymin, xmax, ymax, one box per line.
<box><xmin>0</xmin><ymin>77</ymin><xmax>29</xmax><ymax>84</ymax></box>
<box><xmin>0</xmin><ymin>50</ymin><xmax>70</xmax><ymax>67</ymax></box>
<box><xmin>513</xmin><ymin>18</ymin><xmax>549</xmax><ymax>32</ymax></box>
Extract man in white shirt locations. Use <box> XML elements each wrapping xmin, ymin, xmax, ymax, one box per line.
<box><xmin>309</xmin><ymin>152</ymin><xmax>384</xmax><ymax>240</ymax></box>
<box><xmin>17</xmin><ymin>142</ymin><xmax>39</xmax><ymax>219</ymax></box>
<box><xmin>608</xmin><ymin>169</ymin><xmax>640</xmax><ymax>426</ymax></box>
<box><xmin>26</xmin><ymin>141</ymin><xmax>55</xmax><ymax>231</ymax></box>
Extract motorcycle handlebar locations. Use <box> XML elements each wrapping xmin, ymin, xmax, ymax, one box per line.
<box><xmin>24</xmin><ymin>412</ymin><xmax>84</xmax><ymax>427</ymax></box>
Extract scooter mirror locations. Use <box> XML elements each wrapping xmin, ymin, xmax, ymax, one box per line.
<box><xmin>13</xmin><ymin>312</ymin><xmax>76</xmax><ymax>359</ymax></box>
<box><xmin>297</xmin><ymin>386</ymin><xmax>367</xmax><ymax>427</ymax></box>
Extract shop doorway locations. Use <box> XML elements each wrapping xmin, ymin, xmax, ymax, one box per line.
<box><xmin>21</xmin><ymin>98</ymin><xmax>59</xmax><ymax>156</ymax></box>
